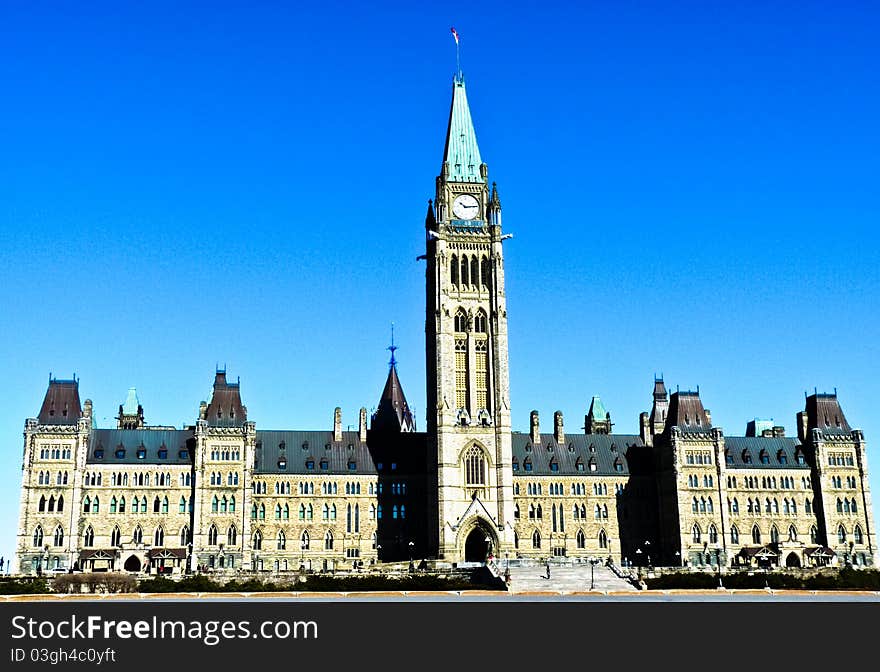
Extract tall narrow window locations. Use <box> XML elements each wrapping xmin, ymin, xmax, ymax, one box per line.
<box><xmin>33</xmin><ymin>525</ymin><xmax>43</xmax><ymax>548</ymax></box>
<box><xmin>154</xmin><ymin>527</ymin><xmax>164</xmax><ymax>547</ymax></box>
<box><xmin>460</xmin><ymin>256</ymin><xmax>469</xmax><ymax>286</ymax></box>
<box><xmin>111</xmin><ymin>526</ymin><xmax>121</xmax><ymax>547</ymax></box>
<box><xmin>464</xmin><ymin>445</ymin><xmax>486</xmax><ymax>486</ymax></box>
<box><xmin>481</xmin><ymin>256</ymin><xmax>490</xmax><ymax>288</ymax></box>
<box><xmin>450</xmin><ymin>255</ymin><xmax>459</xmax><ymax>286</ymax></box>
<box><xmin>455</xmin><ymin>338</ymin><xmax>468</xmax><ymax>410</ymax></box>
<box><xmin>474</xmin><ymin>338</ymin><xmax>489</xmax><ymax>410</ymax></box>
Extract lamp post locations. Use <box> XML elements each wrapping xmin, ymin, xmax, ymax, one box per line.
<box><xmin>674</xmin><ymin>550</ymin><xmax>681</xmax><ymax>567</ymax></box>
<box><xmin>300</xmin><ymin>539</ymin><xmax>306</xmax><ymax>571</ymax></box>
<box><xmin>589</xmin><ymin>557</ymin><xmax>600</xmax><ymax>590</ymax></box>
<box><xmin>408</xmin><ymin>541</ymin><xmax>415</xmax><ymax>572</ymax></box>
<box><xmin>715</xmin><ymin>544</ymin><xmax>724</xmax><ymax>589</ymax></box>
<box><xmin>376</xmin><ymin>544</ymin><xmax>382</xmax><ymax>564</ymax></box>
<box><xmin>644</xmin><ymin>540</ymin><xmax>652</xmax><ymax>568</ymax></box>
<box><xmin>635</xmin><ymin>548</ymin><xmax>643</xmax><ymax>567</ymax></box>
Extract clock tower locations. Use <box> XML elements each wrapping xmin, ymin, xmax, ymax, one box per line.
<box><xmin>425</xmin><ymin>73</ymin><xmax>515</xmax><ymax>561</ymax></box>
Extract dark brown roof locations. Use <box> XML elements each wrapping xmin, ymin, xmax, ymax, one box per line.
<box><xmin>652</xmin><ymin>377</ymin><xmax>668</xmax><ymax>401</ymax></box>
<box><xmin>38</xmin><ymin>378</ymin><xmax>82</xmax><ymax>425</ymax></box>
<box><xmin>205</xmin><ymin>370</ymin><xmax>247</xmax><ymax>427</ymax></box>
<box><xmin>666</xmin><ymin>391</ymin><xmax>711</xmax><ymax>432</ymax></box>
<box><xmin>147</xmin><ymin>548</ymin><xmax>186</xmax><ymax>559</ymax></box>
<box><xmin>371</xmin><ymin>364</ymin><xmax>415</xmax><ymax>433</ymax></box>
<box><xmin>805</xmin><ymin>393</ymin><xmax>851</xmax><ymax>436</ymax></box>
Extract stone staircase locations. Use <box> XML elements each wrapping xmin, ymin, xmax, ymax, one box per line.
<box><xmin>506</xmin><ymin>562</ymin><xmax>638</xmax><ymax>593</ymax></box>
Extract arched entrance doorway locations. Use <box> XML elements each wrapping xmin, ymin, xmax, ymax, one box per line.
<box><xmin>464</xmin><ymin>527</ymin><xmax>492</xmax><ymax>562</ymax></box>
<box><xmin>785</xmin><ymin>552</ymin><xmax>801</xmax><ymax>568</ymax></box>
<box><xmin>124</xmin><ymin>555</ymin><xmax>141</xmax><ymax>572</ymax></box>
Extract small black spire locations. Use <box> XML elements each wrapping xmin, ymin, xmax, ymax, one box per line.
<box><xmin>388</xmin><ymin>323</ymin><xmax>398</xmax><ymax>369</ymax></box>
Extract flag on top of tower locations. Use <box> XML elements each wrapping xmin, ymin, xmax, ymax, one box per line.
<box><xmin>451</xmin><ymin>27</ymin><xmax>460</xmax><ymax>44</ymax></box>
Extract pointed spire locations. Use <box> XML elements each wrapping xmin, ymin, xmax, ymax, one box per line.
<box><xmin>371</xmin><ymin>341</ymin><xmax>415</xmax><ymax>433</ymax></box>
<box><xmin>442</xmin><ymin>77</ymin><xmax>485</xmax><ymax>183</ymax></box>
<box><xmin>425</xmin><ymin>199</ymin><xmax>436</xmax><ymax>227</ymax></box>
<box><xmin>490</xmin><ymin>182</ymin><xmax>501</xmax><ymax>208</ymax></box>
<box><xmin>122</xmin><ymin>387</ymin><xmax>140</xmax><ymax>416</ymax></box>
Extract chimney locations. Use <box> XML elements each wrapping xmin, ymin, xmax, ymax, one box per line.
<box><xmin>333</xmin><ymin>407</ymin><xmax>343</xmax><ymax>442</ymax></box>
<box><xmin>704</xmin><ymin>409</ymin><xmax>712</xmax><ymax>425</ymax></box>
<box><xmin>797</xmin><ymin>411</ymin><xmax>808</xmax><ymax>442</ymax></box>
<box><xmin>773</xmin><ymin>426</ymin><xmax>785</xmax><ymax>438</ymax></box>
<box><xmin>199</xmin><ymin>401</ymin><xmax>208</xmax><ymax>421</ymax></box>
<box><xmin>554</xmin><ymin>411</ymin><xmax>564</xmax><ymax>444</ymax></box>
<box><xmin>83</xmin><ymin>399</ymin><xmax>93</xmax><ymax>420</ymax></box>
<box><xmin>358</xmin><ymin>407</ymin><xmax>368</xmax><ymax>442</ymax></box>
<box><xmin>529</xmin><ymin>410</ymin><xmax>540</xmax><ymax>444</ymax></box>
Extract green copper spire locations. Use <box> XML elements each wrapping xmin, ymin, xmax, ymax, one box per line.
<box><xmin>588</xmin><ymin>396</ymin><xmax>607</xmax><ymax>420</ymax></box>
<box><xmin>122</xmin><ymin>387</ymin><xmax>140</xmax><ymax>415</ymax></box>
<box><xmin>442</xmin><ymin>76</ymin><xmax>485</xmax><ymax>183</ymax></box>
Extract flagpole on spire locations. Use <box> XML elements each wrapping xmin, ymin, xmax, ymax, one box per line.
<box><xmin>451</xmin><ymin>26</ymin><xmax>461</xmax><ymax>80</ymax></box>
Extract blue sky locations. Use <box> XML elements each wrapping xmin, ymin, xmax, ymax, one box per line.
<box><xmin>1</xmin><ymin>2</ymin><xmax>878</xmax><ymax>564</ymax></box>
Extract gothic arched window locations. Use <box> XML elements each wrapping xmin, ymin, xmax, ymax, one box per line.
<box><xmin>450</xmin><ymin>255</ymin><xmax>459</xmax><ymax>286</ymax></box>
<box><xmin>84</xmin><ymin>526</ymin><xmax>94</xmax><ymax>547</ymax></box>
<box><xmin>465</xmin><ymin>445</ymin><xmax>486</xmax><ymax>486</ymax></box>
<box><xmin>752</xmin><ymin>525</ymin><xmax>761</xmax><ymax>545</ymax></box>
<box><xmin>481</xmin><ymin>256</ymin><xmax>490</xmax><ymax>288</ymax></box>
<box><xmin>532</xmin><ymin>530</ymin><xmax>541</xmax><ymax>549</ymax></box>
<box><xmin>454</xmin><ymin>308</ymin><xmax>468</xmax><ymax>333</ymax></box>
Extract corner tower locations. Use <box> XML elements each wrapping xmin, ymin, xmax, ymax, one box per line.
<box><xmin>426</xmin><ymin>73</ymin><xmax>514</xmax><ymax>561</ymax></box>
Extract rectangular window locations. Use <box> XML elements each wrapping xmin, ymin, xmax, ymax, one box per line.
<box><xmin>475</xmin><ymin>339</ymin><xmax>488</xmax><ymax>410</ymax></box>
<box><xmin>455</xmin><ymin>338</ymin><xmax>468</xmax><ymax>409</ymax></box>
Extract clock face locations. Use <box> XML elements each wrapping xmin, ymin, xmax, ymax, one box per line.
<box><xmin>452</xmin><ymin>194</ymin><xmax>480</xmax><ymax>220</ymax></box>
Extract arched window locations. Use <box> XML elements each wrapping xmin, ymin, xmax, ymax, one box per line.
<box><xmin>532</xmin><ymin>530</ymin><xmax>541</xmax><ymax>549</ymax></box>
<box><xmin>324</xmin><ymin>531</ymin><xmax>333</xmax><ymax>550</ymax></box>
<box><xmin>855</xmin><ymin>525</ymin><xmax>864</xmax><ymax>545</ymax></box>
<box><xmin>481</xmin><ymin>256</ymin><xmax>490</xmax><ymax>288</ymax></box>
<box><xmin>252</xmin><ymin>529</ymin><xmax>262</xmax><ymax>550</ymax></box>
<box><xmin>770</xmin><ymin>525</ymin><xmax>779</xmax><ymax>545</ymax></box>
<box><xmin>227</xmin><ymin>525</ymin><xmax>237</xmax><ymax>546</ymax></box>
<box><xmin>455</xmin><ymin>308</ymin><xmax>468</xmax><ymax>333</ymax></box>
<box><xmin>180</xmin><ymin>525</ymin><xmax>190</xmax><ymax>546</ymax></box>
<box><xmin>132</xmin><ymin>525</ymin><xmax>143</xmax><ymax>545</ymax></box>
<box><xmin>82</xmin><ymin>525</ymin><xmax>94</xmax><ymax>548</ymax></box>
<box><xmin>474</xmin><ymin>309</ymin><xmax>488</xmax><ymax>333</ymax></box>
<box><xmin>212</xmin><ymin>496</ymin><xmax>219</xmax><ymax>513</ymax></box>
<box><xmin>33</xmin><ymin>525</ymin><xmax>44</xmax><ymax>547</ymax></box>
<box><xmin>111</xmin><ymin>526</ymin><xmax>121</xmax><ymax>547</ymax></box>
<box><xmin>810</xmin><ymin>525</ymin><xmax>818</xmax><ymax>544</ymax></box>
<box><xmin>465</xmin><ymin>445</ymin><xmax>486</xmax><ymax>485</ymax></box>
<box><xmin>460</xmin><ymin>256</ymin><xmax>469</xmax><ymax>286</ymax></box>
<box><xmin>471</xmin><ymin>256</ymin><xmax>479</xmax><ymax>287</ymax></box>
<box><xmin>752</xmin><ymin>525</ymin><xmax>761</xmax><ymax>545</ymax></box>
<box><xmin>788</xmin><ymin>525</ymin><xmax>797</xmax><ymax>542</ymax></box>
<box><xmin>732</xmin><ymin>498</ymin><xmax>739</xmax><ymax>513</ymax></box>
<box><xmin>730</xmin><ymin>525</ymin><xmax>739</xmax><ymax>545</ymax></box>
<box><xmin>208</xmin><ymin>525</ymin><xmax>218</xmax><ymax>546</ymax></box>
<box><xmin>709</xmin><ymin>524</ymin><xmax>718</xmax><ymax>544</ymax></box>
<box><xmin>851</xmin><ymin>498</ymin><xmax>857</xmax><ymax>513</ymax></box>
<box><xmin>132</xmin><ymin>496</ymin><xmax>140</xmax><ymax>514</ymax></box>
<box><xmin>837</xmin><ymin>498</ymin><xmax>843</xmax><ymax>513</ymax></box>
<box><xmin>577</xmin><ymin>529</ymin><xmax>586</xmax><ymax>549</ymax></box>
<box><xmin>154</xmin><ymin>527</ymin><xmax>164</xmax><ymax>547</ymax></box>
<box><xmin>83</xmin><ymin>496</ymin><xmax>91</xmax><ymax>513</ymax></box>
<box><xmin>161</xmin><ymin>496</ymin><xmax>169</xmax><ymax>514</ymax></box>
<box><xmin>598</xmin><ymin>529</ymin><xmax>608</xmax><ymax>549</ymax></box>
<box><xmin>450</xmin><ymin>254</ymin><xmax>459</xmax><ymax>286</ymax></box>
<box><xmin>180</xmin><ymin>497</ymin><xmax>187</xmax><ymax>514</ymax></box>
<box><xmin>805</xmin><ymin>498</ymin><xmax>812</xmax><ymax>514</ymax></box>
<box><xmin>38</xmin><ymin>495</ymin><xmax>46</xmax><ymax>512</ymax></box>
<box><xmin>300</xmin><ymin>530</ymin><xmax>309</xmax><ymax>550</ymax></box>
<box><xmin>537</xmin><ymin>504</ymin><xmax>543</xmax><ymax>519</ymax></box>
<box><xmin>837</xmin><ymin>525</ymin><xmax>847</xmax><ymax>544</ymax></box>
<box><xmin>692</xmin><ymin>524</ymin><xmax>702</xmax><ymax>543</ymax></box>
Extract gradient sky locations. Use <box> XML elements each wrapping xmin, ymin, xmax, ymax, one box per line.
<box><xmin>1</xmin><ymin>1</ymin><xmax>878</xmax><ymax>564</ymax></box>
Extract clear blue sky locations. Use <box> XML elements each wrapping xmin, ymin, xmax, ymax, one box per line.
<box><xmin>1</xmin><ymin>2</ymin><xmax>878</xmax><ymax>565</ymax></box>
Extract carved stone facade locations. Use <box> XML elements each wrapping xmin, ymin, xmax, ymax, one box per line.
<box><xmin>13</xmin><ymin>74</ymin><xmax>877</xmax><ymax>574</ymax></box>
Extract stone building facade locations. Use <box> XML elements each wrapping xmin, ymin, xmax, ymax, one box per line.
<box><xmin>14</xmin><ymin>73</ymin><xmax>877</xmax><ymax>574</ymax></box>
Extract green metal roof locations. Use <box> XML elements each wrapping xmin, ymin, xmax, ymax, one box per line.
<box><xmin>122</xmin><ymin>387</ymin><xmax>140</xmax><ymax>415</ymax></box>
<box><xmin>442</xmin><ymin>76</ymin><xmax>484</xmax><ymax>183</ymax></box>
<box><xmin>588</xmin><ymin>396</ymin><xmax>608</xmax><ymax>420</ymax></box>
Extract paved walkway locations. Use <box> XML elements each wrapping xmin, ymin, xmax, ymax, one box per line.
<box><xmin>507</xmin><ymin>563</ymin><xmax>637</xmax><ymax>593</ymax></box>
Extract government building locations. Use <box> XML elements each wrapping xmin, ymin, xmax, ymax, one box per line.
<box><xmin>14</xmin><ymin>71</ymin><xmax>877</xmax><ymax>575</ymax></box>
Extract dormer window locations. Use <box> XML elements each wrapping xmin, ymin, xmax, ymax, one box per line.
<box><xmin>319</xmin><ymin>459</ymin><xmax>329</xmax><ymax>470</ymax></box>
<box><xmin>325</xmin><ymin>443</ymin><xmax>331</xmax><ymax>450</ymax></box>
<box><xmin>301</xmin><ymin>441</ymin><xmax>309</xmax><ymax>451</ymax></box>
<box><xmin>136</xmin><ymin>448</ymin><xmax>146</xmax><ymax>460</ymax></box>
<box><xmin>512</xmin><ymin>458</ymin><xmax>519</xmax><ymax>472</ymax></box>
<box><xmin>589</xmin><ymin>457</ymin><xmax>597</xmax><ymax>472</ymax></box>
<box><xmin>742</xmin><ymin>450</ymin><xmax>752</xmax><ymax>464</ymax></box>
<box><xmin>795</xmin><ymin>450</ymin><xmax>805</xmax><ymax>465</ymax></box>
<box><xmin>115</xmin><ymin>449</ymin><xmax>126</xmax><ymax>459</ymax></box>
<box><xmin>94</xmin><ymin>449</ymin><xmax>104</xmax><ymax>460</ymax></box>
<box><xmin>305</xmin><ymin>459</ymin><xmax>315</xmax><ymax>470</ymax></box>
<box><xmin>759</xmin><ymin>450</ymin><xmax>770</xmax><ymax>465</ymax></box>
<box><xmin>575</xmin><ymin>458</ymin><xmax>584</xmax><ymax>472</ymax></box>
<box><xmin>524</xmin><ymin>458</ymin><xmax>533</xmax><ymax>472</ymax></box>
<box><xmin>347</xmin><ymin>460</ymin><xmax>357</xmax><ymax>471</ymax></box>
<box><xmin>549</xmin><ymin>460</ymin><xmax>559</xmax><ymax>473</ymax></box>
<box><xmin>278</xmin><ymin>458</ymin><xmax>287</xmax><ymax>470</ymax></box>
<box><xmin>179</xmin><ymin>449</ymin><xmax>189</xmax><ymax>459</ymax></box>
